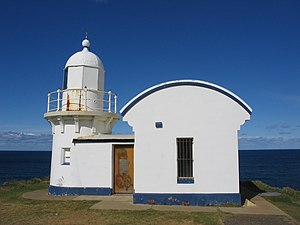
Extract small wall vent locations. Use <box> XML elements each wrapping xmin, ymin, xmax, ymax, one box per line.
<box><xmin>155</xmin><ymin>122</ymin><xmax>163</xmax><ymax>128</ymax></box>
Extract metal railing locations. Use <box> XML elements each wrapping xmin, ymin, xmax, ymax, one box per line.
<box><xmin>47</xmin><ymin>88</ymin><xmax>117</xmax><ymax>113</ymax></box>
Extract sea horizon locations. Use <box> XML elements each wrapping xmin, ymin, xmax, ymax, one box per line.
<box><xmin>1</xmin><ymin>149</ymin><xmax>299</xmax><ymax>190</ymax></box>
<box><xmin>0</xmin><ymin>148</ymin><xmax>299</xmax><ymax>152</ymax></box>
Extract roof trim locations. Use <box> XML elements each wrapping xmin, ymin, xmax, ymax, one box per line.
<box><xmin>73</xmin><ymin>138</ymin><xmax>134</xmax><ymax>143</ymax></box>
<box><xmin>73</xmin><ymin>134</ymin><xmax>134</xmax><ymax>143</ymax></box>
<box><xmin>120</xmin><ymin>80</ymin><xmax>252</xmax><ymax>116</ymax></box>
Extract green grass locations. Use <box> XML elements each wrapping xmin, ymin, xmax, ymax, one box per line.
<box><xmin>254</xmin><ymin>180</ymin><xmax>300</xmax><ymax>223</ymax></box>
<box><xmin>1</xmin><ymin>179</ymin><xmax>299</xmax><ymax>225</ymax></box>
<box><xmin>0</xmin><ymin>179</ymin><xmax>222</xmax><ymax>225</ymax></box>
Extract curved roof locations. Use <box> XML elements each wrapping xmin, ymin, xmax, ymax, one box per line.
<box><xmin>65</xmin><ymin>39</ymin><xmax>104</xmax><ymax>70</ymax></box>
<box><xmin>120</xmin><ymin>80</ymin><xmax>252</xmax><ymax>116</ymax></box>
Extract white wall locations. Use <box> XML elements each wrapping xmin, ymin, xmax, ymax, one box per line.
<box><xmin>50</xmin><ymin>124</ymin><xmax>78</xmax><ymax>187</ymax></box>
<box><xmin>72</xmin><ymin>143</ymin><xmax>113</xmax><ymax>188</ymax></box>
<box><xmin>82</xmin><ymin>67</ymin><xmax>98</xmax><ymax>90</ymax></box>
<box><xmin>123</xmin><ymin>86</ymin><xmax>250</xmax><ymax>194</ymax></box>
<box><xmin>49</xmin><ymin>114</ymin><xmax>118</xmax><ymax>187</ymax></box>
<box><xmin>50</xmin><ymin>129</ymin><xmax>114</xmax><ymax>188</ymax></box>
<box><xmin>67</xmin><ymin>67</ymin><xmax>83</xmax><ymax>88</ymax></box>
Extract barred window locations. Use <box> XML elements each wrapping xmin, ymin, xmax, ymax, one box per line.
<box><xmin>62</xmin><ymin>148</ymin><xmax>71</xmax><ymax>165</ymax></box>
<box><xmin>177</xmin><ymin>138</ymin><xmax>194</xmax><ymax>182</ymax></box>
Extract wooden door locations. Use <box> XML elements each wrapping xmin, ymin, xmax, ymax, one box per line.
<box><xmin>114</xmin><ymin>145</ymin><xmax>134</xmax><ymax>194</ymax></box>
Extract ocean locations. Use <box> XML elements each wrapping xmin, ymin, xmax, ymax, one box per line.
<box><xmin>0</xmin><ymin>151</ymin><xmax>51</xmax><ymax>184</ymax></box>
<box><xmin>0</xmin><ymin>150</ymin><xmax>299</xmax><ymax>190</ymax></box>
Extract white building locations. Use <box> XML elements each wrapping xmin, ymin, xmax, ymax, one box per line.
<box><xmin>45</xmin><ymin>37</ymin><xmax>252</xmax><ymax>205</ymax></box>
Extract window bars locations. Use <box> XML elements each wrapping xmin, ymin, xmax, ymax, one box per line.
<box><xmin>177</xmin><ymin>138</ymin><xmax>193</xmax><ymax>179</ymax></box>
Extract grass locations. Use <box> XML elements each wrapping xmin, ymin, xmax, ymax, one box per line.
<box><xmin>0</xmin><ymin>179</ymin><xmax>223</xmax><ymax>225</ymax></box>
<box><xmin>254</xmin><ymin>180</ymin><xmax>300</xmax><ymax>223</ymax></box>
<box><xmin>1</xmin><ymin>179</ymin><xmax>299</xmax><ymax>225</ymax></box>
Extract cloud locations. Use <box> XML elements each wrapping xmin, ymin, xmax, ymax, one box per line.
<box><xmin>278</xmin><ymin>131</ymin><xmax>291</xmax><ymax>135</ymax></box>
<box><xmin>266</xmin><ymin>124</ymin><xmax>278</xmax><ymax>130</ymax></box>
<box><xmin>281</xmin><ymin>123</ymin><xmax>291</xmax><ymax>129</ymax></box>
<box><xmin>279</xmin><ymin>95</ymin><xmax>300</xmax><ymax>107</ymax></box>
<box><xmin>239</xmin><ymin>136</ymin><xmax>300</xmax><ymax>150</ymax></box>
<box><xmin>0</xmin><ymin>132</ymin><xmax>52</xmax><ymax>151</ymax></box>
<box><xmin>1</xmin><ymin>131</ymin><xmax>299</xmax><ymax>151</ymax></box>
<box><xmin>266</xmin><ymin>123</ymin><xmax>294</xmax><ymax>130</ymax></box>
<box><xmin>265</xmin><ymin>123</ymin><xmax>297</xmax><ymax>134</ymax></box>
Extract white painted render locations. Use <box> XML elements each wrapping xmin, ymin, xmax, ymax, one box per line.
<box><xmin>66</xmin><ymin>66</ymin><xmax>104</xmax><ymax>91</ymax></box>
<box><xmin>63</xmin><ymin>38</ymin><xmax>105</xmax><ymax>112</ymax></box>
<box><xmin>45</xmin><ymin>37</ymin><xmax>252</xmax><ymax>197</ymax></box>
<box><xmin>121</xmin><ymin>80</ymin><xmax>252</xmax><ymax>114</ymax></box>
<box><xmin>50</xmin><ymin>134</ymin><xmax>132</xmax><ymax>188</ymax></box>
<box><xmin>47</xmin><ymin>114</ymin><xmax>119</xmax><ymax>188</ymax></box>
<box><xmin>45</xmin><ymin>38</ymin><xmax>119</xmax><ymax>190</ymax></box>
<box><xmin>65</xmin><ymin>40</ymin><xmax>104</xmax><ymax>70</ymax></box>
<box><xmin>122</xmin><ymin>83</ymin><xmax>251</xmax><ymax>194</ymax></box>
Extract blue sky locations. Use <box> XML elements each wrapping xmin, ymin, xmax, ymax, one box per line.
<box><xmin>0</xmin><ymin>0</ymin><xmax>299</xmax><ymax>150</ymax></box>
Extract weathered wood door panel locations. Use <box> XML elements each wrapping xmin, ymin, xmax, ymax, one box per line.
<box><xmin>114</xmin><ymin>145</ymin><xmax>134</xmax><ymax>194</ymax></box>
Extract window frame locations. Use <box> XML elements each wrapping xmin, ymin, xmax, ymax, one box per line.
<box><xmin>61</xmin><ymin>147</ymin><xmax>71</xmax><ymax>165</ymax></box>
<box><xmin>63</xmin><ymin>70</ymin><xmax>68</xmax><ymax>89</ymax></box>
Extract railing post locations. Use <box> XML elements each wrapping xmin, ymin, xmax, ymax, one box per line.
<box><xmin>114</xmin><ymin>95</ymin><xmax>117</xmax><ymax>113</ymax></box>
<box><xmin>47</xmin><ymin>92</ymin><xmax>50</xmax><ymax>112</ymax></box>
<box><xmin>108</xmin><ymin>91</ymin><xmax>112</xmax><ymax>113</ymax></box>
<box><xmin>84</xmin><ymin>87</ymin><xmax>88</xmax><ymax>111</ymax></box>
<box><xmin>57</xmin><ymin>89</ymin><xmax>60</xmax><ymax>111</ymax></box>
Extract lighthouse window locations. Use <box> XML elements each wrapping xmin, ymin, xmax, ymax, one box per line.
<box><xmin>177</xmin><ymin>138</ymin><xmax>194</xmax><ymax>183</ymax></box>
<box><xmin>63</xmin><ymin>71</ymin><xmax>68</xmax><ymax>89</ymax></box>
<box><xmin>62</xmin><ymin>148</ymin><xmax>71</xmax><ymax>165</ymax></box>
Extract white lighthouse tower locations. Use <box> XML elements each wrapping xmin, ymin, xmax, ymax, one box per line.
<box><xmin>44</xmin><ymin>37</ymin><xmax>119</xmax><ymax>195</ymax></box>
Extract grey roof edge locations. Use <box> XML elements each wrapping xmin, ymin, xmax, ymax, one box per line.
<box><xmin>73</xmin><ymin>134</ymin><xmax>135</xmax><ymax>143</ymax></box>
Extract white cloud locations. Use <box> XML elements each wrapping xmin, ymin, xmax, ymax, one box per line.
<box><xmin>239</xmin><ymin>136</ymin><xmax>300</xmax><ymax>150</ymax></box>
<box><xmin>1</xmin><ymin>131</ymin><xmax>299</xmax><ymax>151</ymax></box>
<box><xmin>0</xmin><ymin>132</ymin><xmax>52</xmax><ymax>151</ymax></box>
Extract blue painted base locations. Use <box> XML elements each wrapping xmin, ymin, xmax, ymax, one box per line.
<box><xmin>133</xmin><ymin>193</ymin><xmax>241</xmax><ymax>206</ymax></box>
<box><xmin>48</xmin><ymin>185</ymin><xmax>112</xmax><ymax>196</ymax></box>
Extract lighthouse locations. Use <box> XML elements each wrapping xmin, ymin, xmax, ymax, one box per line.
<box><xmin>44</xmin><ymin>37</ymin><xmax>119</xmax><ymax>195</ymax></box>
<box><xmin>44</xmin><ymin>36</ymin><xmax>251</xmax><ymax>205</ymax></box>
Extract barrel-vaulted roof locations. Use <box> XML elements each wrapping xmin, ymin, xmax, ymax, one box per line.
<box><xmin>120</xmin><ymin>80</ymin><xmax>252</xmax><ymax>116</ymax></box>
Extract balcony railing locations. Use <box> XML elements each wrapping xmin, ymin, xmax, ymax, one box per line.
<box><xmin>47</xmin><ymin>88</ymin><xmax>117</xmax><ymax>113</ymax></box>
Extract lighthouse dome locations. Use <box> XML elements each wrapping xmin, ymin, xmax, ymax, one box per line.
<box><xmin>65</xmin><ymin>38</ymin><xmax>104</xmax><ymax>70</ymax></box>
